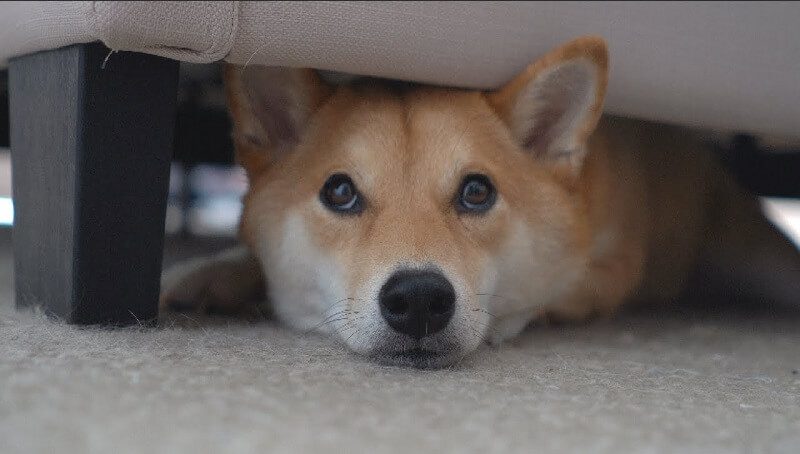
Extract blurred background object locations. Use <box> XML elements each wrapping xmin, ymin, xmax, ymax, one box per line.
<box><xmin>0</xmin><ymin>64</ymin><xmax>248</xmax><ymax>238</ymax></box>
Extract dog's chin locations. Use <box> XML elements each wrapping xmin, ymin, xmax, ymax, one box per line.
<box><xmin>371</xmin><ymin>348</ymin><xmax>464</xmax><ymax>369</ymax></box>
<box><xmin>338</xmin><ymin>321</ymin><xmax>487</xmax><ymax>369</ymax></box>
<box><xmin>365</xmin><ymin>338</ymin><xmax>469</xmax><ymax>369</ymax></box>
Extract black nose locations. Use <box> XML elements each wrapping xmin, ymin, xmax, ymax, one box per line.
<box><xmin>379</xmin><ymin>269</ymin><xmax>456</xmax><ymax>339</ymax></box>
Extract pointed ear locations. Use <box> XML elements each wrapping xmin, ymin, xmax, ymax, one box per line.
<box><xmin>223</xmin><ymin>64</ymin><xmax>331</xmax><ymax>177</ymax></box>
<box><xmin>486</xmin><ymin>36</ymin><xmax>608</xmax><ymax>172</ymax></box>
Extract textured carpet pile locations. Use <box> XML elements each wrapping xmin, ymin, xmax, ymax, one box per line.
<box><xmin>1</xmin><ymin>234</ymin><xmax>799</xmax><ymax>453</ymax></box>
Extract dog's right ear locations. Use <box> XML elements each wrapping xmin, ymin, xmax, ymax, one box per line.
<box><xmin>223</xmin><ymin>65</ymin><xmax>332</xmax><ymax>178</ymax></box>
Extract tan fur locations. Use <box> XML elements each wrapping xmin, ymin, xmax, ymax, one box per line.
<box><xmin>161</xmin><ymin>36</ymin><xmax>799</xmax><ymax>365</ymax></box>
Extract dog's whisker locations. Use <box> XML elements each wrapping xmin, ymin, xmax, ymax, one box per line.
<box><xmin>304</xmin><ymin>303</ymin><xmax>357</xmax><ymax>334</ymax></box>
<box><xmin>345</xmin><ymin>325</ymin><xmax>363</xmax><ymax>343</ymax></box>
<box><xmin>470</xmin><ymin>307</ymin><xmax>498</xmax><ymax>318</ymax></box>
<box><xmin>311</xmin><ymin>309</ymin><xmax>349</xmax><ymax>327</ymax></box>
<box><xmin>323</xmin><ymin>297</ymin><xmax>356</xmax><ymax>311</ymax></box>
<box><xmin>316</xmin><ymin>316</ymin><xmax>351</xmax><ymax>329</ymax></box>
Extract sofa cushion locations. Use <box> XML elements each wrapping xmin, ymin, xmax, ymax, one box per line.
<box><xmin>0</xmin><ymin>1</ymin><xmax>237</xmax><ymax>64</ymax></box>
<box><xmin>1</xmin><ymin>1</ymin><xmax>798</xmax><ymax>138</ymax></box>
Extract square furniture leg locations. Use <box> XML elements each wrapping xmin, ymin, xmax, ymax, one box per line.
<box><xmin>9</xmin><ymin>43</ymin><xmax>179</xmax><ymax>324</ymax></box>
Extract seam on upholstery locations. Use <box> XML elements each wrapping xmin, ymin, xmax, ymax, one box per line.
<box><xmin>159</xmin><ymin>0</ymin><xmax>237</xmax><ymax>62</ymax></box>
<box><xmin>202</xmin><ymin>0</ymin><xmax>239</xmax><ymax>61</ymax></box>
<box><xmin>88</xmin><ymin>1</ymin><xmax>238</xmax><ymax>63</ymax></box>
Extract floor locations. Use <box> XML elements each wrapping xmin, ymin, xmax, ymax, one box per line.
<box><xmin>1</xmin><ymin>229</ymin><xmax>799</xmax><ymax>454</ymax></box>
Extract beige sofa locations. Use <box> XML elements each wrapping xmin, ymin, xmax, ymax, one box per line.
<box><xmin>1</xmin><ymin>1</ymin><xmax>798</xmax><ymax>324</ymax></box>
<box><xmin>4</xmin><ymin>1</ymin><xmax>799</xmax><ymax>136</ymax></box>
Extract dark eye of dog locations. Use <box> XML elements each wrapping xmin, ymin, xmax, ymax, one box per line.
<box><xmin>320</xmin><ymin>173</ymin><xmax>363</xmax><ymax>214</ymax></box>
<box><xmin>457</xmin><ymin>174</ymin><xmax>496</xmax><ymax>213</ymax></box>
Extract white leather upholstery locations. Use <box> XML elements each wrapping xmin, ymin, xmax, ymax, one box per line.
<box><xmin>1</xmin><ymin>1</ymin><xmax>798</xmax><ymax>138</ymax></box>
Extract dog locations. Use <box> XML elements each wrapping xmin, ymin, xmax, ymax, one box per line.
<box><xmin>160</xmin><ymin>36</ymin><xmax>800</xmax><ymax>368</ymax></box>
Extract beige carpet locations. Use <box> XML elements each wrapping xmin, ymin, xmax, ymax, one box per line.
<box><xmin>1</xmin><ymin>231</ymin><xmax>799</xmax><ymax>454</ymax></box>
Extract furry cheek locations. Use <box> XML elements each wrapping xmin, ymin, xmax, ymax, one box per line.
<box><xmin>251</xmin><ymin>208</ymin><xmax>350</xmax><ymax>332</ymax></box>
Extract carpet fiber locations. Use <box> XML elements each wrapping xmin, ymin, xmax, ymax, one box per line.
<box><xmin>1</xmin><ymin>232</ymin><xmax>799</xmax><ymax>453</ymax></box>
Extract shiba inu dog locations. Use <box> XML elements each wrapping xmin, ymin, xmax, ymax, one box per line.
<box><xmin>161</xmin><ymin>36</ymin><xmax>800</xmax><ymax>368</ymax></box>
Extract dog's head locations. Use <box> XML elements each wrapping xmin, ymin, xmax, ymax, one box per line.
<box><xmin>224</xmin><ymin>37</ymin><xmax>608</xmax><ymax>367</ymax></box>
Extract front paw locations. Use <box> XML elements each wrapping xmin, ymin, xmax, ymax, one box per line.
<box><xmin>159</xmin><ymin>248</ymin><xmax>265</xmax><ymax>317</ymax></box>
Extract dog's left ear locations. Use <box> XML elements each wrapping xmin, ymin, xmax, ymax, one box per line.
<box><xmin>486</xmin><ymin>36</ymin><xmax>608</xmax><ymax>173</ymax></box>
<box><xmin>224</xmin><ymin>64</ymin><xmax>332</xmax><ymax>178</ymax></box>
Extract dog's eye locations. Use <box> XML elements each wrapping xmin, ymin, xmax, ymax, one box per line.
<box><xmin>457</xmin><ymin>174</ymin><xmax>496</xmax><ymax>213</ymax></box>
<box><xmin>320</xmin><ymin>173</ymin><xmax>363</xmax><ymax>214</ymax></box>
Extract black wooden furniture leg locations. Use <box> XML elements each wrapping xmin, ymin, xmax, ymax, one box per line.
<box><xmin>8</xmin><ymin>43</ymin><xmax>179</xmax><ymax>324</ymax></box>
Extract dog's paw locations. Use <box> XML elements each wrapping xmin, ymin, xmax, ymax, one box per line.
<box><xmin>159</xmin><ymin>247</ymin><xmax>265</xmax><ymax>317</ymax></box>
